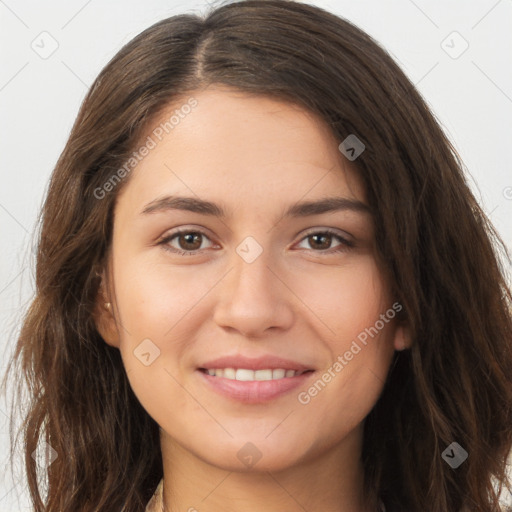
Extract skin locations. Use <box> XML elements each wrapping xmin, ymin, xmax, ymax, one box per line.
<box><xmin>95</xmin><ymin>85</ymin><xmax>411</xmax><ymax>512</ymax></box>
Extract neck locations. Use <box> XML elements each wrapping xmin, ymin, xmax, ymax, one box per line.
<box><xmin>159</xmin><ymin>426</ymin><xmax>377</xmax><ymax>512</ymax></box>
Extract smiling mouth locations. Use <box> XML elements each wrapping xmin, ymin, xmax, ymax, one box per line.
<box><xmin>198</xmin><ymin>368</ymin><xmax>314</xmax><ymax>381</ymax></box>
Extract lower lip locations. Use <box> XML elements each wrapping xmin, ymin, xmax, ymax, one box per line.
<box><xmin>196</xmin><ymin>370</ymin><xmax>315</xmax><ymax>403</ymax></box>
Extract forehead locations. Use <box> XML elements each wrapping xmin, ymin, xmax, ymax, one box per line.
<box><xmin>116</xmin><ymin>86</ymin><xmax>366</xmax><ymax>212</ymax></box>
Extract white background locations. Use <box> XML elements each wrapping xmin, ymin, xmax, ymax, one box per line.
<box><xmin>1</xmin><ymin>0</ymin><xmax>511</xmax><ymax>509</ymax></box>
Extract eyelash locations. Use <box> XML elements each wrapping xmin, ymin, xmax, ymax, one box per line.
<box><xmin>157</xmin><ymin>228</ymin><xmax>354</xmax><ymax>256</ymax></box>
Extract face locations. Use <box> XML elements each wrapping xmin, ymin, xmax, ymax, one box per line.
<box><xmin>95</xmin><ymin>86</ymin><xmax>409</xmax><ymax>473</ymax></box>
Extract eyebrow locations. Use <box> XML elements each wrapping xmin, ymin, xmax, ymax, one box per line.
<box><xmin>141</xmin><ymin>195</ymin><xmax>371</xmax><ymax>218</ymax></box>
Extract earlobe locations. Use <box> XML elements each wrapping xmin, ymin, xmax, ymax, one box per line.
<box><xmin>92</xmin><ymin>275</ymin><xmax>120</xmax><ymax>348</ymax></box>
<box><xmin>393</xmin><ymin>322</ymin><xmax>412</xmax><ymax>351</ymax></box>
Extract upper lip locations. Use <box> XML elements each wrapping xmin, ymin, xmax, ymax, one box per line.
<box><xmin>198</xmin><ymin>354</ymin><xmax>315</xmax><ymax>372</ymax></box>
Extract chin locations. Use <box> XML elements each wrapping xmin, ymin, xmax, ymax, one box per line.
<box><xmin>191</xmin><ymin>436</ymin><xmax>308</xmax><ymax>473</ymax></box>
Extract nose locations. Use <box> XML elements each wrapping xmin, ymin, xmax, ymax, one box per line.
<box><xmin>212</xmin><ymin>246</ymin><xmax>294</xmax><ymax>339</ymax></box>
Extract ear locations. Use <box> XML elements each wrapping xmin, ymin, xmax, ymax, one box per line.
<box><xmin>392</xmin><ymin>321</ymin><xmax>412</xmax><ymax>351</ymax></box>
<box><xmin>92</xmin><ymin>272</ymin><xmax>120</xmax><ymax>349</ymax></box>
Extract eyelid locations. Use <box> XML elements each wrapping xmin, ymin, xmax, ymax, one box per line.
<box><xmin>157</xmin><ymin>226</ymin><xmax>216</xmax><ymax>252</ymax></box>
<box><xmin>293</xmin><ymin>227</ymin><xmax>354</xmax><ymax>253</ymax></box>
<box><xmin>297</xmin><ymin>226</ymin><xmax>354</xmax><ymax>244</ymax></box>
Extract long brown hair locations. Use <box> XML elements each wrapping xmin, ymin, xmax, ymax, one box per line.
<box><xmin>2</xmin><ymin>1</ymin><xmax>511</xmax><ymax>510</ymax></box>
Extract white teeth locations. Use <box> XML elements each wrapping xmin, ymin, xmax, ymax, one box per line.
<box><xmin>223</xmin><ymin>368</ymin><xmax>236</xmax><ymax>379</ymax></box>
<box><xmin>235</xmin><ymin>369</ymin><xmax>254</xmax><ymax>381</ymax></box>
<box><xmin>254</xmin><ymin>369</ymin><xmax>272</xmax><ymax>381</ymax></box>
<box><xmin>272</xmin><ymin>369</ymin><xmax>286</xmax><ymax>379</ymax></box>
<box><xmin>204</xmin><ymin>368</ymin><xmax>309</xmax><ymax>380</ymax></box>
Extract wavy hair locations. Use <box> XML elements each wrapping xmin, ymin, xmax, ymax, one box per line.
<box><xmin>2</xmin><ymin>1</ymin><xmax>512</xmax><ymax>510</ymax></box>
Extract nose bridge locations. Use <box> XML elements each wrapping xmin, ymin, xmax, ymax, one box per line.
<box><xmin>213</xmin><ymin>236</ymin><xmax>293</xmax><ymax>336</ymax></box>
<box><xmin>227</xmin><ymin>237</ymin><xmax>277</xmax><ymax>304</ymax></box>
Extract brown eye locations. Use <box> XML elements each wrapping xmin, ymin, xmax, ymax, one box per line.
<box><xmin>159</xmin><ymin>229</ymin><xmax>214</xmax><ymax>255</ymax></box>
<box><xmin>177</xmin><ymin>232</ymin><xmax>203</xmax><ymax>251</ymax></box>
<box><xmin>308</xmin><ymin>233</ymin><xmax>333</xmax><ymax>250</ymax></box>
<box><xmin>296</xmin><ymin>229</ymin><xmax>353</xmax><ymax>253</ymax></box>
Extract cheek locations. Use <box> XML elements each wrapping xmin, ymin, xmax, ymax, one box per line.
<box><xmin>111</xmin><ymin>252</ymin><xmax>214</xmax><ymax>343</ymax></box>
<box><xmin>330</xmin><ymin>257</ymin><xmax>395</xmax><ymax>378</ymax></box>
<box><xmin>108</xmin><ymin>256</ymin><xmax>200</xmax><ymax>402</ymax></box>
<box><xmin>293</xmin><ymin>256</ymin><xmax>394</xmax><ymax>425</ymax></box>
<box><xmin>291</xmin><ymin>254</ymin><xmax>391</xmax><ymax>341</ymax></box>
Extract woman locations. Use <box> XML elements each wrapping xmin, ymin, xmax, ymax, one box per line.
<box><xmin>3</xmin><ymin>1</ymin><xmax>511</xmax><ymax>511</ymax></box>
